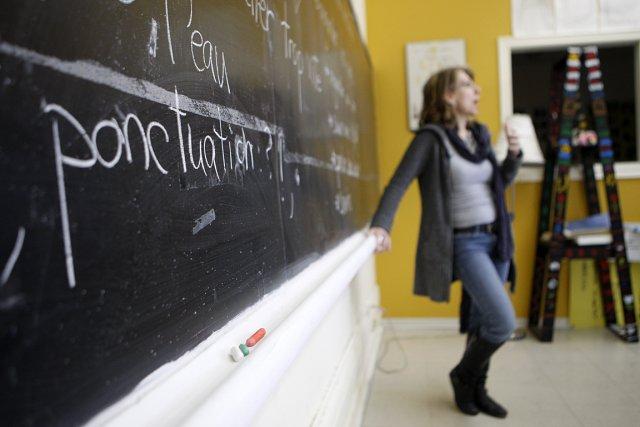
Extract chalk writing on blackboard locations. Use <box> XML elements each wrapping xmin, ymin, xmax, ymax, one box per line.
<box><xmin>1</xmin><ymin>1</ymin><xmax>375</xmax><ymax>425</ymax></box>
<box><xmin>148</xmin><ymin>18</ymin><xmax>159</xmax><ymax>58</ymax></box>
<box><xmin>189</xmin><ymin>29</ymin><xmax>231</xmax><ymax>95</ymax></box>
<box><xmin>193</xmin><ymin>209</ymin><xmax>217</xmax><ymax>235</ymax></box>
<box><xmin>1</xmin><ymin>227</ymin><xmax>25</xmax><ymax>286</ymax></box>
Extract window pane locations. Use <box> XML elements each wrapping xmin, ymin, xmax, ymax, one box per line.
<box><xmin>512</xmin><ymin>45</ymin><xmax>637</xmax><ymax>162</ymax></box>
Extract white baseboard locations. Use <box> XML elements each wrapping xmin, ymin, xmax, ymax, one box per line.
<box><xmin>383</xmin><ymin>317</ymin><xmax>571</xmax><ymax>334</ymax></box>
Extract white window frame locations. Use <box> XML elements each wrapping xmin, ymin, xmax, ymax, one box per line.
<box><xmin>498</xmin><ymin>32</ymin><xmax>640</xmax><ymax>182</ymax></box>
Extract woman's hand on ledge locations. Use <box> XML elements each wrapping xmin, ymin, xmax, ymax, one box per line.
<box><xmin>369</xmin><ymin>227</ymin><xmax>391</xmax><ymax>253</ymax></box>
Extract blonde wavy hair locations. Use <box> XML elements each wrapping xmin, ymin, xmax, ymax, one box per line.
<box><xmin>418</xmin><ymin>66</ymin><xmax>475</xmax><ymax>127</ymax></box>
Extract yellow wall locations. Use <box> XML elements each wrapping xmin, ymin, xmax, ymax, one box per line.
<box><xmin>366</xmin><ymin>0</ymin><xmax>640</xmax><ymax>318</ymax></box>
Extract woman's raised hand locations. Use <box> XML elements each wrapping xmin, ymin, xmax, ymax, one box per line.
<box><xmin>369</xmin><ymin>226</ymin><xmax>391</xmax><ymax>253</ymax></box>
<box><xmin>505</xmin><ymin>123</ymin><xmax>521</xmax><ymax>156</ymax></box>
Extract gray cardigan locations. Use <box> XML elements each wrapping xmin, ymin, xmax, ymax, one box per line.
<box><xmin>371</xmin><ymin>124</ymin><xmax>522</xmax><ymax>302</ymax></box>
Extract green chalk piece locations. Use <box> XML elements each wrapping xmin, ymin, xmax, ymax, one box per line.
<box><xmin>239</xmin><ymin>344</ymin><xmax>250</xmax><ymax>356</ymax></box>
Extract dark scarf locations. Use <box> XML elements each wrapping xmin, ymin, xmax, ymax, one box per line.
<box><xmin>444</xmin><ymin>123</ymin><xmax>514</xmax><ymax>262</ymax></box>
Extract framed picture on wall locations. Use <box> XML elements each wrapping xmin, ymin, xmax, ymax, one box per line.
<box><xmin>405</xmin><ymin>39</ymin><xmax>466</xmax><ymax>130</ymax></box>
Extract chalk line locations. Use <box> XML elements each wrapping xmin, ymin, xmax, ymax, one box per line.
<box><xmin>1</xmin><ymin>227</ymin><xmax>26</xmax><ymax>286</ymax></box>
<box><xmin>52</xmin><ymin>120</ymin><xmax>77</xmax><ymax>288</ymax></box>
<box><xmin>283</xmin><ymin>152</ymin><xmax>360</xmax><ymax>178</ymax></box>
<box><xmin>164</xmin><ymin>0</ymin><xmax>175</xmax><ymax>64</ymax></box>
<box><xmin>148</xmin><ymin>18</ymin><xmax>159</xmax><ymax>58</ymax></box>
<box><xmin>0</xmin><ymin>41</ymin><xmax>281</xmax><ymax>136</ymax></box>
<box><xmin>193</xmin><ymin>209</ymin><xmax>216</xmax><ymax>235</ymax></box>
<box><xmin>187</xmin><ymin>0</ymin><xmax>194</xmax><ymax>28</ymax></box>
<box><xmin>289</xmin><ymin>193</ymin><xmax>294</xmax><ymax>219</ymax></box>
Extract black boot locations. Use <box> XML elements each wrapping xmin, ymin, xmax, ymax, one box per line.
<box><xmin>447</xmin><ymin>332</ymin><xmax>480</xmax><ymax>415</ymax></box>
<box><xmin>475</xmin><ymin>362</ymin><xmax>508</xmax><ymax>418</ymax></box>
<box><xmin>449</xmin><ymin>335</ymin><xmax>504</xmax><ymax>416</ymax></box>
<box><xmin>449</xmin><ymin>366</ymin><xmax>480</xmax><ymax>415</ymax></box>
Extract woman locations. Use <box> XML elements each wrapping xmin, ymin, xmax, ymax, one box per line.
<box><xmin>369</xmin><ymin>67</ymin><xmax>522</xmax><ymax>418</ymax></box>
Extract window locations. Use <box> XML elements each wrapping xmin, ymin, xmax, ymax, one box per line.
<box><xmin>512</xmin><ymin>45</ymin><xmax>636</xmax><ymax>161</ymax></box>
<box><xmin>499</xmin><ymin>32</ymin><xmax>640</xmax><ymax>179</ymax></box>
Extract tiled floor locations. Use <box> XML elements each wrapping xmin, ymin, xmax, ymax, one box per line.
<box><xmin>362</xmin><ymin>329</ymin><xmax>640</xmax><ymax>426</ymax></box>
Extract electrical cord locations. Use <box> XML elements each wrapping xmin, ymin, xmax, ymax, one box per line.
<box><xmin>374</xmin><ymin>310</ymin><xmax>408</xmax><ymax>374</ymax></box>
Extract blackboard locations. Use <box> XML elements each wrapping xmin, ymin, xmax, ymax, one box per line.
<box><xmin>0</xmin><ymin>1</ymin><xmax>378</xmax><ymax>424</ymax></box>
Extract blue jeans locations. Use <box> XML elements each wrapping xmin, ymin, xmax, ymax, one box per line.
<box><xmin>453</xmin><ymin>232</ymin><xmax>516</xmax><ymax>344</ymax></box>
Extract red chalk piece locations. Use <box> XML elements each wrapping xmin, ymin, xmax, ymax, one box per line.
<box><xmin>246</xmin><ymin>328</ymin><xmax>266</xmax><ymax>347</ymax></box>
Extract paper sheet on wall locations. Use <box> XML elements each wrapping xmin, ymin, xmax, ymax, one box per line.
<box><xmin>625</xmin><ymin>222</ymin><xmax>640</xmax><ymax>262</ymax></box>
<box><xmin>601</xmin><ymin>0</ymin><xmax>640</xmax><ymax>30</ymax></box>
<box><xmin>555</xmin><ymin>0</ymin><xmax>598</xmax><ymax>34</ymax></box>
<box><xmin>511</xmin><ymin>0</ymin><xmax>555</xmax><ymax>37</ymax></box>
<box><xmin>569</xmin><ymin>260</ymin><xmax>606</xmax><ymax>328</ymax></box>
<box><xmin>405</xmin><ymin>39</ymin><xmax>465</xmax><ymax>131</ymax></box>
<box><xmin>512</xmin><ymin>0</ymin><xmax>640</xmax><ymax>37</ymax></box>
<box><xmin>494</xmin><ymin>114</ymin><xmax>545</xmax><ymax>164</ymax></box>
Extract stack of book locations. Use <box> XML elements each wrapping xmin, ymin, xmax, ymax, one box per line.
<box><xmin>564</xmin><ymin>213</ymin><xmax>611</xmax><ymax>246</ymax></box>
<box><xmin>541</xmin><ymin>213</ymin><xmax>612</xmax><ymax>246</ymax></box>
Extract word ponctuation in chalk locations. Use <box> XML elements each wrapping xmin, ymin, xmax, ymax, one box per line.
<box><xmin>42</xmin><ymin>83</ymin><xmax>266</xmax><ymax>289</ymax></box>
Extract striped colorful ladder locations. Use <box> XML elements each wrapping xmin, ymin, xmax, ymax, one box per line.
<box><xmin>528</xmin><ymin>46</ymin><xmax>638</xmax><ymax>343</ymax></box>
